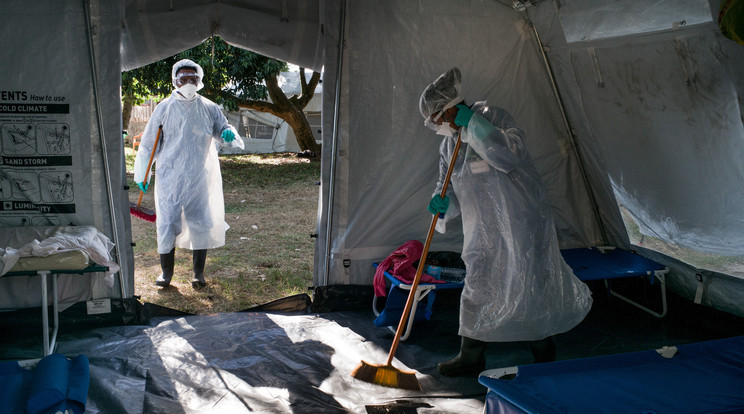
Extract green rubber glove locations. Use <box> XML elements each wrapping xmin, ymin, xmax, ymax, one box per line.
<box><xmin>221</xmin><ymin>129</ymin><xmax>236</xmax><ymax>143</ymax></box>
<box><xmin>428</xmin><ymin>194</ymin><xmax>450</xmax><ymax>216</ymax></box>
<box><xmin>136</xmin><ymin>181</ymin><xmax>148</xmax><ymax>193</ymax></box>
<box><xmin>454</xmin><ymin>104</ymin><xmax>474</xmax><ymax>127</ymax></box>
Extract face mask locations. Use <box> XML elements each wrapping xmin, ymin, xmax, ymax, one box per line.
<box><xmin>178</xmin><ymin>83</ymin><xmax>198</xmax><ymax>100</ymax></box>
<box><xmin>435</xmin><ymin>122</ymin><xmax>457</xmax><ymax>137</ymax></box>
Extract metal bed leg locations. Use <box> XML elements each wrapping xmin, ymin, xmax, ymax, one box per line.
<box><xmin>50</xmin><ymin>272</ymin><xmax>59</xmax><ymax>354</ymax></box>
<box><xmin>607</xmin><ymin>269</ymin><xmax>668</xmax><ymax>318</ymax></box>
<box><xmin>372</xmin><ymin>285</ymin><xmax>436</xmax><ymax>341</ymax></box>
<box><xmin>39</xmin><ymin>270</ymin><xmax>50</xmax><ymax>356</ymax></box>
<box><xmin>37</xmin><ymin>270</ymin><xmax>58</xmax><ymax>356</ymax></box>
<box><xmin>397</xmin><ymin>286</ymin><xmax>435</xmax><ymax>341</ymax></box>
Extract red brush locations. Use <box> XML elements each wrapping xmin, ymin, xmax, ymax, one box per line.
<box><xmin>130</xmin><ymin>194</ymin><xmax>156</xmax><ymax>222</ymax></box>
<box><xmin>130</xmin><ymin>125</ymin><xmax>162</xmax><ymax>223</ymax></box>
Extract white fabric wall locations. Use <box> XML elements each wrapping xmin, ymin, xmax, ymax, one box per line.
<box><xmin>528</xmin><ymin>0</ymin><xmax>744</xmax><ymax>315</ymax></box>
<box><xmin>530</xmin><ymin>1</ymin><xmax>744</xmax><ymax>256</ymax></box>
<box><xmin>313</xmin><ymin>0</ymin><xmax>744</xmax><ymax>316</ymax></box>
<box><xmin>313</xmin><ymin>0</ymin><xmax>611</xmax><ymax>286</ymax></box>
<box><xmin>0</xmin><ymin>0</ymin><xmax>132</xmax><ymax>300</ymax></box>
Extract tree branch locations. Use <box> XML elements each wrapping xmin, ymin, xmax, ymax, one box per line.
<box><xmin>300</xmin><ymin>67</ymin><xmax>308</xmax><ymax>91</ymax></box>
<box><xmin>296</xmin><ymin>70</ymin><xmax>321</xmax><ymax>109</ymax></box>
<box><xmin>204</xmin><ymin>87</ymin><xmax>281</xmax><ymax>116</ymax></box>
<box><xmin>265</xmin><ymin>75</ymin><xmax>289</xmax><ymax>107</ymax></box>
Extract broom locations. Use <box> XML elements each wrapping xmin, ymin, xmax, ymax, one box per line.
<box><xmin>129</xmin><ymin>125</ymin><xmax>162</xmax><ymax>222</ymax></box>
<box><xmin>352</xmin><ymin>130</ymin><xmax>463</xmax><ymax>391</ymax></box>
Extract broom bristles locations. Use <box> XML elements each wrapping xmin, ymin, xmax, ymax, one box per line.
<box><xmin>130</xmin><ymin>206</ymin><xmax>156</xmax><ymax>222</ymax></box>
<box><xmin>352</xmin><ymin>360</ymin><xmax>421</xmax><ymax>391</ymax></box>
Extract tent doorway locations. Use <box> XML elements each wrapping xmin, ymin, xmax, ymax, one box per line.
<box><xmin>121</xmin><ymin>39</ymin><xmax>323</xmax><ymax>312</ymax></box>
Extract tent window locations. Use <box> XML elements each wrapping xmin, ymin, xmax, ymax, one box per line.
<box><xmin>558</xmin><ymin>0</ymin><xmax>712</xmax><ymax>43</ymax></box>
<box><xmin>306</xmin><ymin>112</ymin><xmax>322</xmax><ymax>143</ymax></box>
<box><xmin>242</xmin><ymin>112</ymin><xmax>281</xmax><ymax>140</ymax></box>
<box><xmin>619</xmin><ymin>205</ymin><xmax>744</xmax><ymax>279</ymax></box>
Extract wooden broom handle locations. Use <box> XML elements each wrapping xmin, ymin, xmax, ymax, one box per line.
<box><xmin>386</xmin><ymin>130</ymin><xmax>463</xmax><ymax>365</ymax></box>
<box><xmin>136</xmin><ymin>125</ymin><xmax>162</xmax><ymax>209</ymax></box>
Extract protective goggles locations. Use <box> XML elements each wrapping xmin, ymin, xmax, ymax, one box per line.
<box><xmin>175</xmin><ymin>73</ymin><xmax>200</xmax><ymax>86</ymax></box>
<box><xmin>422</xmin><ymin>97</ymin><xmax>463</xmax><ymax>130</ymax></box>
<box><xmin>424</xmin><ymin>111</ymin><xmax>444</xmax><ymax>131</ymax></box>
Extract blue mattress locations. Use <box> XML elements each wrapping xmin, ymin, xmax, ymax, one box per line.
<box><xmin>479</xmin><ymin>335</ymin><xmax>744</xmax><ymax>414</ymax></box>
<box><xmin>561</xmin><ymin>247</ymin><xmax>665</xmax><ymax>281</ymax></box>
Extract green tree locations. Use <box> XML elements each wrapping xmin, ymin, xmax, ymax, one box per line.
<box><xmin>121</xmin><ymin>60</ymin><xmax>172</xmax><ymax>137</ymax></box>
<box><xmin>122</xmin><ymin>37</ymin><xmax>321</xmax><ymax>153</ymax></box>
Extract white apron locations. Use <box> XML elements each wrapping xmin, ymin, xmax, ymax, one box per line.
<box><xmin>134</xmin><ymin>91</ymin><xmax>234</xmax><ymax>253</ymax></box>
<box><xmin>434</xmin><ymin>102</ymin><xmax>592</xmax><ymax>342</ymax></box>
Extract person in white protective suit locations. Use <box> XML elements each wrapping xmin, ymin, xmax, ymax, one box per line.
<box><xmin>134</xmin><ymin>59</ymin><xmax>240</xmax><ymax>289</ymax></box>
<box><xmin>419</xmin><ymin>67</ymin><xmax>592</xmax><ymax>376</ymax></box>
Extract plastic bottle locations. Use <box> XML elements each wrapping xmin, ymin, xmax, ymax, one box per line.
<box><xmin>426</xmin><ymin>265</ymin><xmax>466</xmax><ymax>283</ymax></box>
<box><xmin>426</xmin><ymin>265</ymin><xmax>442</xmax><ymax>279</ymax></box>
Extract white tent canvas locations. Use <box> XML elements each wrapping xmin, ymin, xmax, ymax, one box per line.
<box><xmin>1</xmin><ymin>0</ymin><xmax>743</xmax><ymax>322</ymax></box>
<box><xmin>1</xmin><ymin>1</ymin><xmax>132</xmax><ymax>310</ymax></box>
<box><xmin>312</xmin><ymin>0</ymin><xmax>744</xmax><ymax>319</ymax></box>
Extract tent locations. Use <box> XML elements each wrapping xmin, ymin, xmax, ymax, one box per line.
<box><xmin>1</xmin><ymin>0</ymin><xmax>744</xmax><ymax>409</ymax></box>
<box><xmin>304</xmin><ymin>0</ymin><xmax>744</xmax><ymax>319</ymax></box>
<box><xmin>1</xmin><ymin>0</ymin><xmax>743</xmax><ymax>326</ymax></box>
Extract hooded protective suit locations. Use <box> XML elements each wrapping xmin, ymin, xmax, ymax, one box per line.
<box><xmin>134</xmin><ymin>60</ymin><xmax>237</xmax><ymax>254</ymax></box>
<box><xmin>421</xmin><ymin>68</ymin><xmax>592</xmax><ymax>342</ymax></box>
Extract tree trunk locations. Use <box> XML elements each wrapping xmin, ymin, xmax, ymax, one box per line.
<box><xmin>122</xmin><ymin>94</ymin><xmax>134</xmax><ymax>136</ymax></box>
<box><xmin>285</xmin><ymin>107</ymin><xmax>320</xmax><ymax>155</ymax></box>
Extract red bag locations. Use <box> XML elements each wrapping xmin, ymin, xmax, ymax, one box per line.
<box><xmin>373</xmin><ymin>240</ymin><xmax>443</xmax><ymax>297</ymax></box>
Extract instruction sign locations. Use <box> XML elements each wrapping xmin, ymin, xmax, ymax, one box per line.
<box><xmin>0</xmin><ymin>90</ymin><xmax>85</xmax><ymax>226</ymax></box>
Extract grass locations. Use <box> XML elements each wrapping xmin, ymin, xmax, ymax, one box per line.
<box><xmin>620</xmin><ymin>207</ymin><xmax>744</xmax><ymax>278</ymax></box>
<box><xmin>127</xmin><ymin>149</ymin><xmax>321</xmax><ymax>314</ymax></box>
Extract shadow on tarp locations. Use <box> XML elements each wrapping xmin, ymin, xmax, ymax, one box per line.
<box><xmin>128</xmin><ymin>313</ymin><xmax>344</xmax><ymax>413</ymax></box>
<box><xmin>55</xmin><ymin>302</ymin><xmax>484</xmax><ymax>412</ymax></box>
<box><xmin>1</xmin><ymin>284</ymin><xmax>744</xmax><ymax>413</ymax></box>
<box><xmin>0</xmin><ymin>287</ymin><xmax>486</xmax><ymax>413</ymax></box>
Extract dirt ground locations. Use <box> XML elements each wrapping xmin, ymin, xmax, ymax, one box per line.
<box><xmin>127</xmin><ymin>150</ymin><xmax>320</xmax><ymax>315</ymax></box>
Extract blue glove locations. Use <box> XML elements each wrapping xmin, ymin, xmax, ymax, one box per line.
<box><xmin>454</xmin><ymin>104</ymin><xmax>474</xmax><ymax>127</ymax></box>
<box><xmin>136</xmin><ymin>181</ymin><xmax>148</xmax><ymax>193</ymax></box>
<box><xmin>428</xmin><ymin>194</ymin><xmax>449</xmax><ymax>216</ymax></box>
<box><xmin>221</xmin><ymin>129</ymin><xmax>236</xmax><ymax>143</ymax></box>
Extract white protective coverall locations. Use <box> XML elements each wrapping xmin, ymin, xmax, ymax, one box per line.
<box><xmin>433</xmin><ymin>103</ymin><xmax>593</xmax><ymax>342</ymax></box>
<box><xmin>134</xmin><ymin>89</ymin><xmax>237</xmax><ymax>254</ymax></box>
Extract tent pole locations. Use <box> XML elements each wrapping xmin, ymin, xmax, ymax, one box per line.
<box><xmin>84</xmin><ymin>0</ymin><xmax>126</xmax><ymax>298</ymax></box>
<box><xmin>322</xmin><ymin>0</ymin><xmax>347</xmax><ymax>286</ymax></box>
<box><xmin>528</xmin><ymin>19</ymin><xmax>609</xmax><ymax>244</ymax></box>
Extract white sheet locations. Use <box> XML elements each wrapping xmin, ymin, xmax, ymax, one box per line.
<box><xmin>0</xmin><ymin>226</ymin><xmax>119</xmax><ymax>279</ymax></box>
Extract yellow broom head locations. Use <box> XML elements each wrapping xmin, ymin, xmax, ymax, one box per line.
<box><xmin>352</xmin><ymin>360</ymin><xmax>421</xmax><ymax>391</ymax></box>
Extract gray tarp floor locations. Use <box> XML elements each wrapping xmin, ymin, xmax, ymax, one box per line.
<box><xmin>2</xmin><ymin>282</ymin><xmax>744</xmax><ymax>413</ymax></box>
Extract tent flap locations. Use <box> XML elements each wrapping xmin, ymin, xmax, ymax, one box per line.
<box><xmin>120</xmin><ymin>0</ymin><xmax>325</xmax><ymax>71</ymax></box>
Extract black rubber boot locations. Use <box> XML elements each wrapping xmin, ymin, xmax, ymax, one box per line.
<box><xmin>437</xmin><ymin>336</ymin><xmax>488</xmax><ymax>377</ymax></box>
<box><xmin>191</xmin><ymin>249</ymin><xmax>208</xmax><ymax>289</ymax></box>
<box><xmin>155</xmin><ymin>248</ymin><xmax>175</xmax><ymax>287</ymax></box>
<box><xmin>530</xmin><ymin>336</ymin><xmax>556</xmax><ymax>363</ymax></box>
